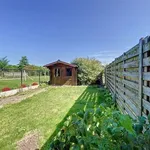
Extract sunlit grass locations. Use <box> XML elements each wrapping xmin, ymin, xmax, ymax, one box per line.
<box><xmin>0</xmin><ymin>86</ymin><xmax>91</xmax><ymax>150</ymax></box>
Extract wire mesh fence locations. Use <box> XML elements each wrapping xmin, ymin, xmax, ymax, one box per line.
<box><xmin>0</xmin><ymin>68</ymin><xmax>49</xmax><ymax>91</ymax></box>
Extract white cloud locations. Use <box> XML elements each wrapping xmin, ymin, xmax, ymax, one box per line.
<box><xmin>88</xmin><ymin>50</ymin><xmax>125</xmax><ymax>65</ymax></box>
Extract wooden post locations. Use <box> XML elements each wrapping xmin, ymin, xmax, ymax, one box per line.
<box><xmin>49</xmin><ymin>70</ymin><xmax>51</xmax><ymax>85</ymax></box>
<box><xmin>21</xmin><ymin>69</ymin><xmax>23</xmax><ymax>86</ymax></box>
<box><xmin>2</xmin><ymin>69</ymin><xmax>4</xmax><ymax>77</ymax></box>
<box><xmin>110</xmin><ymin>63</ymin><xmax>113</xmax><ymax>97</ymax></box>
<box><xmin>139</xmin><ymin>38</ymin><xmax>144</xmax><ymax>116</ymax></box>
<box><xmin>105</xmin><ymin>67</ymin><xmax>107</xmax><ymax>87</ymax></box>
<box><xmin>123</xmin><ymin>53</ymin><xmax>126</xmax><ymax>112</ymax></box>
<box><xmin>39</xmin><ymin>70</ymin><xmax>41</xmax><ymax>85</ymax></box>
<box><xmin>114</xmin><ymin>59</ymin><xmax>116</xmax><ymax>103</ymax></box>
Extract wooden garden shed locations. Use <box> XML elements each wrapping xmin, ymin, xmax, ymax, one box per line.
<box><xmin>44</xmin><ymin>60</ymin><xmax>77</xmax><ymax>85</ymax></box>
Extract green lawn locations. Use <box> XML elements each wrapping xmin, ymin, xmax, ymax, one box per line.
<box><xmin>0</xmin><ymin>86</ymin><xmax>103</xmax><ymax>150</ymax></box>
<box><xmin>0</xmin><ymin>76</ymin><xmax>49</xmax><ymax>91</ymax></box>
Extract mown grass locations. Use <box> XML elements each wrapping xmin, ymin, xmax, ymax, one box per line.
<box><xmin>0</xmin><ymin>76</ymin><xmax>49</xmax><ymax>91</ymax></box>
<box><xmin>0</xmin><ymin>86</ymin><xmax>103</xmax><ymax>150</ymax></box>
<box><xmin>41</xmin><ymin>86</ymin><xmax>103</xmax><ymax>150</ymax></box>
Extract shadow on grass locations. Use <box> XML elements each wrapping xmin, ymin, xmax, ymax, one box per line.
<box><xmin>41</xmin><ymin>86</ymin><xmax>104</xmax><ymax>150</ymax></box>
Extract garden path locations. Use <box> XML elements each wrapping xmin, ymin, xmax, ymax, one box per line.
<box><xmin>0</xmin><ymin>88</ymin><xmax>46</xmax><ymax>108</ymax></box>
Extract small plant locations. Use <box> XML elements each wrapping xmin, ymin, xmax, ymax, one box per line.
<box><xmin>2</xmin><ymin>87</ymin><xmax>11</xmax><ymax>92</ymax></box>
<box><xmin>32</xmin><ymin>82</ymin><xmax>38</xmax><ymax>86</ymax></box>
<box><xmin>20</xmin><ymin>84</ymin><xmax>27</xmax><ymax>88</ymax></box>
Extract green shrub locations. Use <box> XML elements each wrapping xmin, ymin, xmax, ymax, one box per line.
<box><xmin>50</xmin><ymin>89</ymin><xmax>150</xmax><ymax>150</ymax></box>
<box><xmin>71</xmin><ymin>58</ymin><xmax>104</xmax><ymax>85</ymax></box>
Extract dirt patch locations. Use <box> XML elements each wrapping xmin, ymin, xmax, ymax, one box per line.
<box><xmin>17</xmin><ymin>131</ymin><xmax>39</xmax><ymax>150</ymax></box>
<box><xmin>0</xmin><ymin>88</ymin><xmax>46</xmax><ymax>108</ymax></box>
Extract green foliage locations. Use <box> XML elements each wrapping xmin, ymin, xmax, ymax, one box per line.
<box><xmin>71</xmin><ymin>57</ymin><xmax>104</xmax><ymax>85</ymax></box>
<box><xmin>119</xmin><ymin>115</ymin><xmax>135</xmax><ymax>134</ymax></box>
<box><xmin>7</xmin><ymin>65</ymin><xmax>19</xmax><ymax>70</ymax></box>
<box><xmin>18</xmin><ymin>56</ymin><xmax>29</xmax><ymax>69</ymax></box>
<box><xmin>24</xmin><ymin>64</ymin><xmax>38</xmax><ymax>70</ymax></box>
<box><xmin>24</xmin><ymin>65</ymin><xmax>49</xmax><ymax>75</ymax></box>
<box><xmin>0</xmin><ymin>56</ymin><xmax>48</xmax><ymax>76</ymax></box>
<box><xmin>0</xmin><ymin>56</ymin><xmax>9</xmax><ymax>70</ymax></box>
<box><xmin>24</xmin><ymin>65</ymin><xmax>47</xmax><ymax>71</ymax></box>
<box><xmin>50</xmin><ymin>89</ymin><xmax>150</xmax><ymax>150</ymax></box>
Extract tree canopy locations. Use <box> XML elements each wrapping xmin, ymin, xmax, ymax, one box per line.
<box><xmin>0</xmin><ymin>56</ymin><xmax>48</xmax><ymax>74</ymax></box>
<box><xmin>0</xmin><ymin>56</ymin><xmax>9</xmax><ymax>70</ymax></box>
<box><xmin>72</xmin><ymin>57</ymin><xmax>104</xmax><ymax>85</ymax></box>
<box><xmin>18</xmin><ymin>56</ymin><xmax>29</xmax><ymax>69</ymax></box>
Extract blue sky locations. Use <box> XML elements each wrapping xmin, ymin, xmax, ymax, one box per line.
<box><xmin>0</xmin><ymin>0</ymin><xmax>150</xmax><ymax>66</ymax></box>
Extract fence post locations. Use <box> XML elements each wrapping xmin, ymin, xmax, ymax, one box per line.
<box><xmin>123</xmin><ymin>53</ymin><xmax>126</xmax><ymax>112</ymax></box>
<box><xmin>21</xmin><ymin>69</ymin><xmax>23</xmax><ymax>86</ymax></box>
<box><xmin>2</xmin><ymin>69</ymin><xmax>4</xmax><ymax>77</ymax></box>
<box><xmin>39</xmin><ymin>70</ymin><xmax>41</xmax><ymax>85</ymax></box>
<box><xmin>114</xmin><ymin>59</ymin><xmax>116</xmax><ymax>102</ymax></box>
<box><xmin>105</xmin><ymin>67</ymin><xmax>107</xmax><ymax>87</ymax></box>
<box><xmin>139</xmin><ymin>38</ymin><xmax>144</xmax><ymax>116</ymax></box>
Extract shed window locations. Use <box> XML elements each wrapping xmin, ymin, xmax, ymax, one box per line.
<box><xmin>55</xmin><ymin>68</ymin><xmax>61</xmax><ymax>77</ymax></box>
<box><xmin>66</xmin><ymin>68</ymin><xmax>72</xmax><ymax>76</ymax></box>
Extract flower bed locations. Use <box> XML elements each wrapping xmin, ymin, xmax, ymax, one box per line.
<box><xmin>2</xmin><ymin>87</ymin><xmax>11</xmax><ymax>92</ymax></box>
<box><xmin>32</xmin><ymin>82</ymin><xmax>38</xmax><ymax>86</ymax></box>
<box><xmin>20</xmin><ymin>84</ymin><xmax>27</xmax><ymax>88</ymax></box>
<box><xmin>0</xmin><ymin>85</ymin><xmax>39</xmax><ymax>98</ymax></box>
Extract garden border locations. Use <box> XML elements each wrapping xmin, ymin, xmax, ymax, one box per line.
<box><xmin>0</xmin><ymin>85</ymin><xmax>39</xmax><ymax>98</ymax></box>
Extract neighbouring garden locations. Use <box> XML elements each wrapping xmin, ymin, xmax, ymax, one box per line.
<box><xmin>0</xmin><ymin>76</ymin><xmax>48</xmax><ymax>91</ymax></box>
<box><xmin>0</xmin><ymin>56</ymin><xmax>49</xmax><ymax>92</ymax></box>
<box><xmin>0</xmin><ymin>57</ymin><xmax>104</xmax><ymax>92</ymax></box>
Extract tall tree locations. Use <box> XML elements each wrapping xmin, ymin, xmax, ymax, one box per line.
<box><xmin>0</xmin><ymin>56</ymin><xmax>9</xmax><ymax>70</ymax></box>
<box><xmin>18</xmin><ymin>56</ymin><xmax>29</xmax><ymax>69</ymax></box>
<box><xmin>72</xmin><ymin>57</ymin><xmax>104</xmax><ymax>85</ymax></box>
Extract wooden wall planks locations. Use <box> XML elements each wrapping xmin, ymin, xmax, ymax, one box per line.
<box><xmin>105</xmin><ymin>36</ymin><xmax>150</xmax><ymax>119</ymax></box>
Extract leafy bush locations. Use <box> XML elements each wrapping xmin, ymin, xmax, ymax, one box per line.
<box><xmin>2</xmin><ymin>87</ymin><xmax>11</xmax><ymax>92</ymax></box>
<box><xmin>50</xmin><ymin>89</ymin><xmax>150</xmax><ymax>150</ymax></box>
<box><xmin>71</xmin><ymin>58</ymin><xmax>104</xmax><ymax>85</ymax></box>
<box><xmin>32</xmin><ymin>82</ymin><xmax>38</xmax><ymax>86</ymax></box>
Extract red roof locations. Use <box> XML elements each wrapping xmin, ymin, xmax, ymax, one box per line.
<box><xmin>44</xmin><ymin>60</ymin><xmax>77</xmax><ymax>68</ymax></box>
